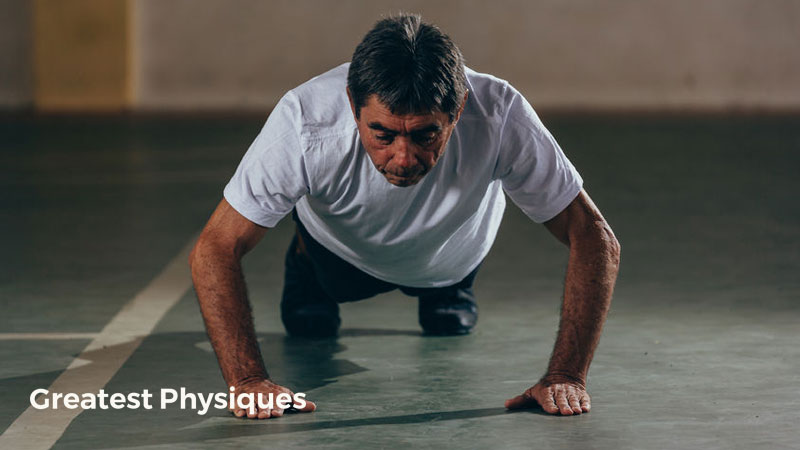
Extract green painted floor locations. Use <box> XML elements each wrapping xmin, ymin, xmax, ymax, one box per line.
<box><xmin>1</xmin><ymin>115</ymin><xmax>798</xmax><ymax>449</ymax></box>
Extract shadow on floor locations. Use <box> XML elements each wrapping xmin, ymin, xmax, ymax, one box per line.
<box><xmin>337</xmin><ymin>327</ymin><xmax>422</xmax><ymax>337</ymax></box>
<box><xmin>105</xmin><ymin>406</ymin><xmax>543</xmax><ymax>448</ymax></box>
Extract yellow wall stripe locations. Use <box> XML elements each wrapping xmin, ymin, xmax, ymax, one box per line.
<box><xmin>33</xmin><ymin>0</ymin><xmax>130</xmax><ymax>111</ymax></box>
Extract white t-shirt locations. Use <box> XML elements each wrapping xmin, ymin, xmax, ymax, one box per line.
<box><xmin>224</xmin><ymin>63</ymin><xmax>583</xmax><ymax>287</ymax></box>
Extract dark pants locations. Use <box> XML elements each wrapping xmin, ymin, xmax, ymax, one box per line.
<box><xmin>285</xmin><ymin>210</ymin><xmax>481</xmax><ymax>305</ymax></box>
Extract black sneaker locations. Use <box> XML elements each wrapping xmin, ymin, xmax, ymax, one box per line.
<box><xmin>280</xmin><ymin>235</ymin><xmax>341</xmax><ymax>338</ymax></box>
<box><xmin>418</xmin><ymin>288</ymin><xmax>478</xmax><ymax>336</ymax></box>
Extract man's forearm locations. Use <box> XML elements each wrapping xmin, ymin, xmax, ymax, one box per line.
<box><xmin>190</xmin><ymin>248</ymin><xmax>268</xmax><ymax>386</ymax></box>
<box><xmin>545</xmin><ymin>222</ymin><xmax>620</xmax><ymax>385</ymax></box>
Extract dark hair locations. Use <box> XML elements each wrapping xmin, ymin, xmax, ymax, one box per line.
<box><xmin>347</xmin><ymin>14</ymin><xmax>467</xmax><ymax>121</ymax></box>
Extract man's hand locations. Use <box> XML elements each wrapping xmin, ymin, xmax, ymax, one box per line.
<box><xmin>230</xmin><ymin>378</ymin><xmax>316</xmax><ymax>419</ymax></box>
<box><xmin>505</xmin><ymin>189</ymin><xmax>617</xmax><ymax>417</ymax></box>
<box><xmin>505</xmin><ymin>377</ymin><xmax>590</xmax><ymax>416</ymax></box>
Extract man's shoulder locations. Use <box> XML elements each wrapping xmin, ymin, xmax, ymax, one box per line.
<box><xmin>462</xmin><ymin>67</ymin><xmax>518</xmax><ymax>123</ymax></box>
<box><xmin>465</xmin><ymin>67</ymin><xmax>512</xmax><ymax>94</ymax></box>
<box><xmin>284</xmin><ymin>63</ymin><xmax>354</xmax><ymax>139</ymax></box>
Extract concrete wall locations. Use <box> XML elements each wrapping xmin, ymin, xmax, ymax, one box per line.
<box><xmin>135</xmin><ymin>0</ymin><xmax>800</xmax><ymax>112</ymax></box>
<box><xmin>0</xmin><ymin>0</ymin><xmax>33</xmax><ymax>108</ymax></box>
<box><xmin>3</xmin><ymin>0</ymin><xmax>799</xmax><ymax>112</ymax></box>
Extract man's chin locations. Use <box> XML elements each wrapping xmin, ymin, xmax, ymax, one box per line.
<box><xmin>384</xmin><ymin>173</ymin><xmax>422</xmax><ymax>187</ymax></box>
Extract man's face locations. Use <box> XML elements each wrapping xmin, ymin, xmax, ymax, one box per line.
<box><xmin>348</xmin><ymin>92</ymin><xmax>466</xmax><ymax>187</ymax></box>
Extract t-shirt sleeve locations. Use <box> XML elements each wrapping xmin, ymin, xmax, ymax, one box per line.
<box><xmin>223</xmin><ymin>91</ymin><xmax>309</xmax><ymax>228</ymax></box>
<box><xmin>493</xmin><ymin>87</ymin><xmax>583</xmax><ymax>223</ymax></box>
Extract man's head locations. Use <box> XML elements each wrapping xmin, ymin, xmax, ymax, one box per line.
<box><xmin>347</xmin><ymin>14</ymin><xmax>468</xmax><ymax>187</ymax></box>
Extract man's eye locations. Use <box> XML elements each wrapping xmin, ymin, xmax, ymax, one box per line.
<box><xmin>416</xmin><ymin>133</ymin><xmax>437</xmax><ymax>145</ymax></box>
<box><xmin>376</xmin><ymin>134</ymin><xmax>394</xmax><ymax>143</ymax></box>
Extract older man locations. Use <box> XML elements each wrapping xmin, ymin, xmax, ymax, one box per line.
<box><xmin>189</xmin><ymin>14</ymin><xmax>620</xmax><ymax>419</ymax></box>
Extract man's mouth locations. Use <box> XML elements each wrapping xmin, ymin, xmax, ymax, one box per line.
<box><xmin>384</xmin><ymin>168</ymin><xmax>421</xmax><ymax>178</ymax></box>
<box><xmin>384</xmin><ymin>172</ymin><xmax>420</xmax><ymax>186</ymax></box>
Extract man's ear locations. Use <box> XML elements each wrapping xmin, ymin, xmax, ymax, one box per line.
<box><xmin>454</xmin><ymin>90</ymin><xmax>469</xmax><ymax>124</ymax></box>
<box><xmin>346</xmin><ymin>87</ymin><xmax>358</xmax><ymax>121</ymax></box>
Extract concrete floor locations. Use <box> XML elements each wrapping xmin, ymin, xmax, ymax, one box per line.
<box><xmin>1</xmin><ymin>115</ymin><xmax>798</xmax><ymax>449</ymax></box>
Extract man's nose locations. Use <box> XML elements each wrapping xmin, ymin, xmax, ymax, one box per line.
<box><xmin>392</xmin><ymin>138</ymin><xmax>417</xmax><ymax>170</ymax></box>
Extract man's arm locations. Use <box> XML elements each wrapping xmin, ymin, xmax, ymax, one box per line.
<box><xmin>189</xmin><ymin>198</ymin><xmax>316</xmax><ymax>419</ymax></box>
<box><xmin>505</xmin><ymin>189</ymin><xmax>620</xmax><ymax>415</ymax></box>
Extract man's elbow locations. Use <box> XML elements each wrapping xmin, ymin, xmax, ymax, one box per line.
<box><xmin>598</xmin><ymin>221</ymin><xmax>621</xmax><ymax>267</ymax></box>
<box><xmin>188</xmin><ymin>241</ymin><xmax>200</xmax><ymax>270</ymax></box>
<box><xmin>581</xmin><ymin>220</ymin><xmax>620</xmax><ymax>266</ymax></box>
<box><xmin>189</xmin><ymin>235</ymin><xmax>241</xmax><ymax>271</ymax></box>
<box><xmin>188</xmin><ymin>240</ymin><xmax>207</xmax><ymax>279</ymax></box>
<box><xmin>188</xmin><ymin>237</ymin><xmax>212</xmax><ymax>272</ymax></box>
<box><xmin>188</xmin><ymin>237</ymin><xmax>225</xmax><ymax>275</ymax></box>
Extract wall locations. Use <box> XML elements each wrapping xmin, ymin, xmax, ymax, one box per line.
<box><xmin>0</xmin><ymin>0</ymin><xmax>33</xmax><ymax>108</ymax></box>
<box><xmin>3</xmin><ymin>0</ymin><xmax>799</xmax><ymax>112</ymax></box>
<box><xmin>134</xmin><ymin>0</ymin><xmax>800</xmax><ymax>112</ymax></box>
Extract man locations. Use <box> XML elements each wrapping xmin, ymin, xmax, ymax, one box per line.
<box><xmin>189</xmin><ymin>14</ymin><xmax>620</xmax><ymax>420</ymax></box>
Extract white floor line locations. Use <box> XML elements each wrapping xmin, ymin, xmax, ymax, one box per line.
<box><xmin>0</xmin><ymin>333</ymin><xmax>99</xmax><ymax>340</ymax></box>
<box><xmin>0</xmin><ymin>237</ymin><xmax>197</xmax><ymax>450</ymax></box>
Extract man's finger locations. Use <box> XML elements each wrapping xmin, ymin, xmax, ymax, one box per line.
<box><xmin>504</xmin><ymin>394</ymin><xmax>531</xmax><ymax>410</ymax></box>
<box><xmin>271</xmin><ymin>408</ymin><xmax>284</xmax><ymax>418</ymax></box>
<box><xmin>580</xmin><ymin>395</ymin><xmax>591</xmax><ymax>413</ymax></box>
<box><xmin>538</xmin><ymin>390</ymin><xmax>560</xmax><ymax>415</ymax></box>
<box><xmin>246</xmin><ymin>407</ymin><xmax>258</xmax><ymax>419</ymax></box>
<box><xmin>234</xmin><ymin>408</ymin><xmax>245</xmax><ymax>418</ymax></box>
<box><xmin>554</xmin><ymin>389</ymin><xmax>573</xmax><ymax>415</ymax></box>
<box><xmin>292</xmin><ymin>399</ymin><xmax>317</xmax><ymax>412</ymax></box>
<box><xmin>257</xmin><ymin>409</ymin><xmax>270</xmax><ymax>420</ymax></box>
<box><xmin>567</xmin><ymin>393</ymin><xmax>582</xmax><ymax>415</ymax></box>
